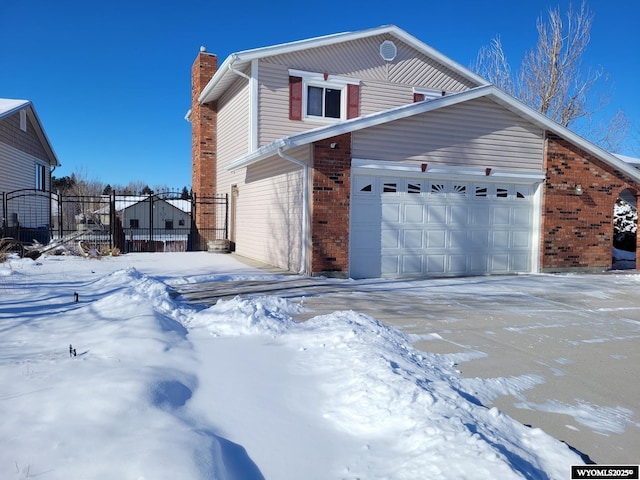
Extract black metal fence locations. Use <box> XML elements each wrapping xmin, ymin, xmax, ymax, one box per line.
<box><xmin>2</xmin><ymin>189</ymin><xmax>228</xmax><ymax>254</ymax></box>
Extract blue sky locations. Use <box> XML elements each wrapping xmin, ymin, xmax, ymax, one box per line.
<box><xmin>1</xmin><ymin>0</ymin><xmax>638</xmax><ymax>190</ymax></box>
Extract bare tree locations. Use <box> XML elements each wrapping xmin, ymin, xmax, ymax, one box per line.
<box><xmin>475</xmin><ymin>36</ymin><xmax>515</xmax><ymax>96</ymax></box>
<box><xmin>520</xmin><ymin>2</ymin><xmax>603</xmax><ymax>127</ymax></box>
<box><xmin>473</xmin><ymin>1</ymin><xmax>629</xmax><ymax>149</ymax></box>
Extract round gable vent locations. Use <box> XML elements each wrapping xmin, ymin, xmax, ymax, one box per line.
<box><xmin>379</xmin><ymin>40</ymin><xmax>397</xmax><ymax>62</ymax></box>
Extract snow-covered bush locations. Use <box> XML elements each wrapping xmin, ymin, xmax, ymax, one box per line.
<box><xmin>614</xmin><ymin>199</ymin><xmax>637</xmax><ymax>252</ymax></box>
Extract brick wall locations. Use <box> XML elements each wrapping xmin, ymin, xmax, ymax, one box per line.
<box><xmin>311</xmin><ymin>134</ymin><xmax>351</xmax><ymax>276</ymax></box>
<box><xmin>191</xmin><ymin>50</ymin><xmax>218</xmax><ymax>240</ymax></box>
<box><xmin>541</xmin><ymin>133</ymin><xmax>639</xmax><ymax>271</ymax></box>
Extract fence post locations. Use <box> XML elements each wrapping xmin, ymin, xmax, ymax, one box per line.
<box><xmin>224</xmin><ymin>193</ymin><xmax>229</xmax><ymax>240</ymax></box>
<box><xmin>148</xmin><ymin>194</ymin><xmax>153</xmax><ymax>249</ymax></box>
<box><xmin>191</xmin><ymin>192</ymin><xmax>198</xmax><ymax>250</ymax></box>
<box><xmin>57</xmin><ymin>191</ymin><xmax>63</xmax><ymax>240</ymax></box>
<box><xmin>110</xmin><ymin>190</ymin><xmax>116</xmax><ymax>249</ymax></box>
<box><xmin>1</xmin><ymin>192</ymin><xmax>5</xmax><ymax>236</ymax></box>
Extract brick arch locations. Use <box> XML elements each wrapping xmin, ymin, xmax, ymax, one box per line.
<box><xmin>541</xmin><ymin>134</ymin><xmax>640</xmax><ymax>272</ymax></box>
<box><xmin>614</xmin><ymin>187</ymin><xmax>639</xmax><ymax>269</ymax></box>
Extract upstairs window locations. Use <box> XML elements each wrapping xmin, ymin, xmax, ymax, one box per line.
<box><xmin>308</xmin><ymin>85</ymin><xmax>341</xmax><ymax>118</ymax></box>
<box><xmin>289</xmin><ymin>69</ymin><xmax>360</xmax><ymax>122</ymax></box>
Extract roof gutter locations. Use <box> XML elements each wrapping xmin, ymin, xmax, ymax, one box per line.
<box><xmin>277</xmin><ymin>147</ymin><xmax>310</xmax><ymax>275</ymax></box>
<box><xmin>197</xmin><ymin>54</ymin><xmax>238</xmax><ymax>105</ymax></box>
<box><xmin>227</xmin><ymin>54</ymin><xmax>250</xmax><ymax>80</ymax></box>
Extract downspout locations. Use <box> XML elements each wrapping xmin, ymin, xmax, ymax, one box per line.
<box><xmin>277</xmin><ymin>147</ymin><xmax>309</xmax><ymax>275</ymax></box>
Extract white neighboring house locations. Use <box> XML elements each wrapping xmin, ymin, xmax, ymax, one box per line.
<box><xmin>0</xmin><ymin>98</ymin><xmax>60</xmax><ymax>241</ymax></box>
<box><xmin>119</xmin><ymin>196</ymin><xmax>192</xmax><ymax>252</ymax></box>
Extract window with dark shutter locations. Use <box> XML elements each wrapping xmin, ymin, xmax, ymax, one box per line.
<box><xmin>289</xmin><ymin>69</ymin><xmax>360</xmax><ymax>121</ymax></box>
<box><xmin>413</xmin><ymin>93</ymin><xmax>425</xmax><ymax>102</ymax></box>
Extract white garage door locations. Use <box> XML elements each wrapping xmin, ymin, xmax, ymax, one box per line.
<box><xmin>350</xmin><ymin>173</ymin><xmax>538</xmax><ymax>278</ymax></box>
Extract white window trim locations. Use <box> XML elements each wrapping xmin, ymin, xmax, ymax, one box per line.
<box><xmin>289</xmin><ymin>68</ymin><xmax>360</xmax><ymax>123</ymax></box>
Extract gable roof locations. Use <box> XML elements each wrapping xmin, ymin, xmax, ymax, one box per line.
<box><xmin>197</xmin><ymin>25</ymin><xmax>488</xmax><ymax>105</ymax></box>
<box><xmin>0</xmin><ymin>99</ymin><xmax>30</xmax><ymax>118</ymax></box>
<box><xmin>0</xmin><ymin>98</ymin><xmax>61</xmax><ymax>167</ymax></box>
<box><xmin>225</xmin><ymin>84</ymin><xmax>640</xmax><ymax>185</ymax></box>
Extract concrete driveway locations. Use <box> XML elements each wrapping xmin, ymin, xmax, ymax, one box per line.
<box><xmin>176</xmin><ymin>259</ymin><xmax>640</xmax><ymax>466</ymax></box>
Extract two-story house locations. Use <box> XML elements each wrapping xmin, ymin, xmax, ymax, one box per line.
<box><xmin>188</xmin><ymin>25</ymin><xmax>640</xmax><ymax>278</ymax></box>
<box><xmin>1</xmin><ymin>98</ymin><xmax>60</xmax><ymax>242</ymax></box>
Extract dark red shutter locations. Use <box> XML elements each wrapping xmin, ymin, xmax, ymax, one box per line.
<box><xmin>413</xmin><ymin>93</ymin><xmax>425</xmax><ymax>102</ymax></box>
<box><xmin>347</xmin><ymin>83</ymin><xmax>360</xmax><ymax>119</ymax></box>
<box><xmin>289</xmin><ymin>76</ymin><xmax>302</xmax><ymax>121</ymax></box>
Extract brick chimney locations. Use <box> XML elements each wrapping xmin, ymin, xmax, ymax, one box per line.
<box><xmin>191</xmin><ymin>48</ymin><xmax>218</xmax><ymax>247</ymax></box>
<box><xmin>191</xmin><ymin>47</ymin><xmax>218</xmax><ymax>198</ymax></box>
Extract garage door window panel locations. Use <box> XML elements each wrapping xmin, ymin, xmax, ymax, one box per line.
<box><xmin>452</xmin><ymin>184</ymin><xmax>467</xmax><ymax>197</ymax></box>
<box><xmin>383</xmin><ymin>182</ymin><xmax>398</xmax><ymax>193</ymax></box>
<box><xmin>408</xmin><ymin>182</ymin><xmax>422</xmax><ymax>194</ymax></box>
<box><xmin>430</xmin><ymin>182</ymin><xmax>447</xmax><ymax>195</ymax></box>
<box><xmin>475</xmin><ymin>185</ymin><xmax>489</xmax><ymax>198</ymax></box>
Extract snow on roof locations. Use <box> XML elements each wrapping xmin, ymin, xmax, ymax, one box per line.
<box><xmin>614</xmin><ymin>153</ymin><xmax>640</xmax><ymax>165</ymax></box>
<box><xmin>0</xmin><ymin>98</ymin><xmax>30</xmax><ymax>119</ymax></box>
<box><xmin>114</xmin><ymin>196</ymin><xmax>191</xmax><ymax>213</ymax></box>
<box><xmin>0</xmin><ymin>98</ymin><xmax>61</xmax><ymax>167</ymax></box>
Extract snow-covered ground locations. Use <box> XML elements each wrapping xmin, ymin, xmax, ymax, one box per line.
<box><xmin>0</xmin><ymin>252</ymin><xmax>585</xmax><ymax>479</ymax></box>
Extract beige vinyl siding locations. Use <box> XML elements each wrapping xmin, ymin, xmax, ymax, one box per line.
<box><xmin>257</xmin><ymin>34</ymin><xmax>478</xmax><ymax>145</ymax></box>
<box><xmin>233</xmin><ymin>145</ymin><xmax>309</xmax><ymax>271</ymax></box>
<box><xmin>262</xmin><ymin>34</ymin><xmax>476</xmax><ymax>89</ymax></box>
<box><xmin>217</xmin><ymin>76</ymin><xmax>251</xmax><ymax>177</ymax></box>
<box><xmin>353</xmin><ymin>97</ymin><xmax>544</xmax><ymax>171</ymax></box>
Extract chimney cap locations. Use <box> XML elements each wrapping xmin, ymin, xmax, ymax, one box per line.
<box><xmin>200</xmin><ymin>46</ymin><xmax>207</xmax><ymax>53</ymax></box>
